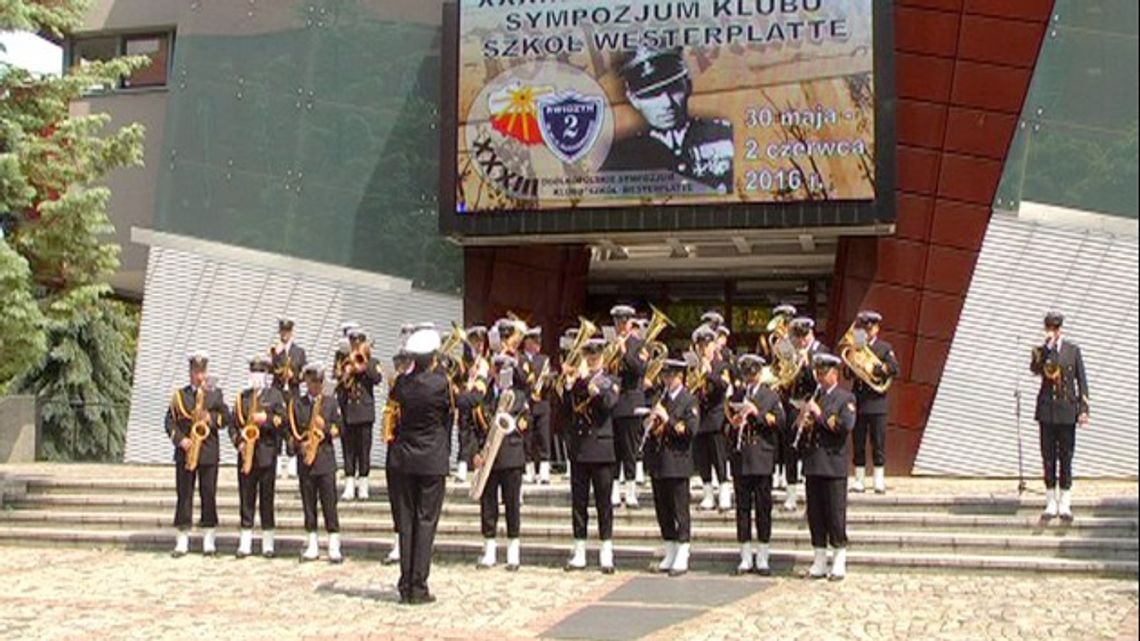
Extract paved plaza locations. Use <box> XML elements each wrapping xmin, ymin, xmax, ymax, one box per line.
<box><xmin>0</xmin><ymin>546</ymin><xmax>1136</xmax><ymax>641</ymax></box>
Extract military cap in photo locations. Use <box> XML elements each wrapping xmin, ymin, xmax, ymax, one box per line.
<box><xmin>619</xmin><ymin>45</ymin><xmax>689</xmax><ymax>99</ymax></box>
<box><xmin>610</xmin><ymin>304</ymin><xmax>637</xmax><ymax>319</ymax></box>
<box><xmin>581</xmin><ymin>338</ymin><xmax>607</xmax><ymax>354</ymax></box>
<box><xmin>465</xmin><ymin>325</ymin><xmax>488</xmax><ymax>338</ymax></box>
<box><xmin>773</xmin><ymin>304</ymin><xmax>797</xmax><ymax>317</ymax></box>
<box><xmin>525</xmin><ymin>326</ymin><xmax>542</xmax><ymax>339</ymax></box>
<box><xmin>1044</xmin><ymin>311</ymin><xmax>1064</xmax><ymax>328</ymax></box>
<box><xmin>340</xmin><ymin>321</ymin><xmax>361</xmax><ymax>336</ymax></box>
<box><xmin>789</xmin><ymin>317</ymin><xmax>815</xmax><ymax>336</ymax></box>
<box><xmin>691</xmin><ymin>325</ymin><xmax>717</xmax><ymax>344</ymax></box>
<box><xmin>701</xmin><ymin>311</ymin><xmax>725</xmax><ymax>326</ymax></box>
<box><xmin>302</xmin><ymin>362</ymin><xmax>324</xmax><ymax>380</ymax></box>
<box><xmin>738</xmin><ymin>354</ymin><xmax>766</xmax><ymax>372</ymax></box>
<box><xmin>663</xmin><ymin>358</ymin><xmax>689</xmax><ymax>373</ymax></box>
<box><xmin>857</xmin><ymin>310</ymin><xmax>883</xmax><ymax>325</ymax></box>
<box><xmin>249</xmin><ymin>354</ymin><xmax>272</xmax><ymax>372</ymax></box>
<box><xmin>278</xmin><ymin>317</ymin><xmax>295</xmax><ymax>331</ymax></box>
<box><xmin>186</xmin><ymin>351</ymin><xmax>210</xmax><ymax>368</ymax></box>
<box><xmin>812</xmin><ymin>353</ymin><xmax>842</xmax><ymax>370</ymax></box>
<box><xmin>405</xmin><ymin>329</ymin><xmax>441</xmax><ymax>356</ymax></box>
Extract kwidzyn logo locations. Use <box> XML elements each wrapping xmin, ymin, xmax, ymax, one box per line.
<box><xmin>537</xmin><ymin>91</ymin><xmax>605</xmax><ymax>164</ymax></box>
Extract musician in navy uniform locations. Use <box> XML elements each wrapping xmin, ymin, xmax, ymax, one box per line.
<box><xmin>783</xmin><ymin>317</ymin><xmax>829</xmax><ymax>512</ymax></box>
<box><xmin>758</xmin><ymin>303</ymin><xmax>796</xmax><ymax>492</ymax></box>
<box><xmin>165</xmin><ymin>352</ymin><xmax>229</xmax><ymax>558</ymax></box>
<box><xmin>270</xmin><ymin>318</ymin><xmax>307</xmax><ymax>478</ymax></box>
<box><xmin>560</xmin><ymin>338</ymin><xmax>620</xmax><ymax>574</ymax></box>
<box><xmin>1030</xmin><ymin>311</ymin><xmax>1090</xmax><ymax>521</ymax></box>
<box><xmin>799</xmin><ymin>353</ymin><xmax>857</xmax><ymax>581</ymax></box>
<box><xmin>384</xmin><ymin>349</ymin><xmax>412</xmax><ymax>566</ymax></box>
<box><xmin>288</xmin><ymin>363</ymin><xmax>344</xmax><ymax>563</ymax></box>
<box><xmin>455</xmin><ymin>326</ymin><xmax>490</xmax><ymax>484</ymax></box>
<box><xmin>609</xmin><ymin>305</ymin><xmax>649</xmax><ymax>509</ymax></box>
<box><xmin>690</xmin><ymin>325</ymin><xmax>733</xmax><ymax>512</ymax></box>
<box><xmin>727</xmin><ymin>354</ymin><xmax>787</xmax><ymax>576</ymax></box>
<box><xmin>475</xmin><ymin>354</ymin><xmax>530</xmax><ymax>571</ymax></box>
<box><xmin>387</xmin><ymin>329</ymin><xmax>453</xmax><ymax>605</ymax></box>
<box><xmin>847</xmin><ymin>310</ymin><xmax>900</xmax><ymax>495</ymax></box>
<box><xmin>603</xmin><ymin>46</ymin><xmax>734</xmax><ymax>194</ymax></box>
<box><xmin>643</xmin><ymin>359</ymin><xmax>697</xmax><ymax>577</ymax></box>
<box><xmin>229</xmin><ymin>354</ymin><xmax>287</xmax><ymax>559</ymax></box>
<box><xmin>522</xmin><ymin>327</ymin><xmax>554</xmax><ymax>485</ymax></box>
<box><xmin>338</xmin><ymin>328</ymin><xmax>383</xmax><ymax>502</ymax></box>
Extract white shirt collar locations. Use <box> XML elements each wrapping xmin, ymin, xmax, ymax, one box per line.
<box><xmin>649</xmin><ymin>123</ymin><xmax>691</xmax><ymax>152</ymax></box>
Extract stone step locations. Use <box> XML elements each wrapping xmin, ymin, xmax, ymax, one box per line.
<box><xmin>3</xmin><ymin>508</ymin><xmax>1135</xmax><ymax>561</ymax></box>
<box><xmin>19</xmin><ymin>479</ymin><xmax>1139</xmax><ymax>517</ymax></box>
<box><xmin>0</xmin><ymin>525</ymin><xmax>1133</xmax><ymax>577</ymax></box>
<box><xmin>10</xmin><ymin>493</ymin><xmax>1137</xmax><ymax>536</ymax></box>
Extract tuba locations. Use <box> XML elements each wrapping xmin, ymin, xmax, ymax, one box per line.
<box><xmin>469</xmin><ymin>388</ymin><xmax>518</xmax><ymax>499</ymax></box>
<box><xmin>238</xmin><ymin>389</ymin><xmax>261</xmax><ymax>476</ymax></box>
<box><xmin>642</xmin><ymin>341</ymin><xmax>671</xmax><ymax>389</ymax></box>
<box><xmin>838</xmin><ymin>322</ymin><xmax>892</xmax><ymax>394</ymax></box>
<box><xmin>760</xmin><ymin>336</ymin><xmax>802</xmax><ymax>391</ymax></box>
<box><xmin>554</xmin><ymin>317</ymin><xmax>598</xmax><ymax>395</ymax></box>
<box><xmin>439</xmin><ymin>322</ymin><xmax>469</xmax><ymax>382</ymax></box>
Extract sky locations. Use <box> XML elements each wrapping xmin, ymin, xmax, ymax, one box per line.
<box><xmin>0</xmin><ymin>31</ymin><xmax>63</xmax><ymax>75</ymax></box>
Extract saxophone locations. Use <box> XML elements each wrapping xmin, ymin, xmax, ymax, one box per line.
<box><xmin>382</xmin><ymin>398</ymin><xmax>401</xmax><ymax>444</ymax></box>
<box><xmin>302</xmin><ymin>396</ymin><xmax>326</xmax><ymax>467</ymax></box>
<box><xmin>238</xmin><ymin>390</ymin><xmax>261</xmax><ymax>476</ymax></box>
<box><xmin>185</xmin><ymin>388</ymin><xmax>211</xmax><ymax>472</ymax></box>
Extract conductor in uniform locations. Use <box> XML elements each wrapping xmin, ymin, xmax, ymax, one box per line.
<box><xmin>1030</xmin><ymin>311</ymin><xmax>1090</xmax><ymax>521</ymax></box>
<box><xmin>603</xmin><ymin>46</ymin><xmax>735</xmax><ymax>194</ymax></box>
<box><xmin>387</xmin><ymin>328</ymin><xmax>452</xmax><ymax>605</ymax></box>
<box><xmin>847</xmin><ymin>310</ymin><xmax>899</xmax><ymax>494</ymax></box>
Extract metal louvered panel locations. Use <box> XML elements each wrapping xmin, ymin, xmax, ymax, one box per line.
<box><xmin>917</xmin><ymin>213</ymin><xmax>1139</xmax><ymax>478</ymax></box>
<box><xmin>124</xmin><ymin>234</ymin><xmax>462</xmax><ymax>466</ymax></box>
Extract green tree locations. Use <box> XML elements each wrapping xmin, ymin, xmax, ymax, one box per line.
<box><xmin>1</xmin><ymin>0</ymin><xmax>148</xmax><ymax>460</ymax></box>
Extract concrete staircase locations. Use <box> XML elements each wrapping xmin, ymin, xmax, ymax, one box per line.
<box><xmin>0</xmin><ymin>472</ymin><xmax>1136</xmax><ymax>576</ymax></box>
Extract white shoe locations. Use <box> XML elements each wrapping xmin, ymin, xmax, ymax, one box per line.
<box><xmin>301</xmin><ymin>532</ymin><xmax>319</xmax><ymax>561</ymax></box>
<box><xmin>172</xmin><ymin>531</ymin><xmax>189</xmax><ymax>557</ymax></box>
<box><xmin>852</xmin><ymin>466</ymin><xmax>867</xmax><ymax>493</ymax></box>
<box><xmin>341</xmin><ymin>477</ymin><xmax>356</xmax><ymax>501</ymax></box>
<box><xmin>328</xmin><ymin>533</ymin><xmax>343</xmax><ymax>563</ymax></box>
<box><xmin>783</xmin><ymin>484</ymin><xmax>799</xmax><ymax>512</ymax></box>
<box><xmin>599</xmin><ymin>540</ymin><xmax>615</xmax><ymax>574</ymax></box>
<box><xmin>669</xmin><ymin>543</ymin><xmax>690</xmax><ymax>577</ymax></box>
<box><xmin>756</xmin><ymin>544</ymin><xmax>772</xmax><ymax>576</ymax></box>
<box><xmin>658</xmin><ymin>541</ymin><xmax>678</xmax><ymax>573</ymax></box>
<box><xmin>385</xmin><ymin>534</ymin><xmax>400</xmax><ymax>564</ymax></box>
<box><xmin>236</xmin><ymin>529</ymin><xmax>253</xmax><ymax>558</ymax></box>
<box><xmin>1059</xmin><ymin>490</ymin><xmax>1074</xmax><ymax>520</ymax></box>
<box><xmin>276</xmin><ymin>455</ymin><xmax>289</xmax><ymax>478</ymax></box>
<box><xmin>202</xmin><ymin>528</ymin><xmax>217</xmax><ymax>556</ymax></box>
<box><xmin>735</xmin><ymin>542</ymin><xmax>753</xmax><ymax>575</ymax></box>
<box><xmin>477</xmin><ymin>539</ymin><xmax>497</xmax><ymax>569</ymax></box>
<box><xmin>288</xmin><ymin>457</ymin><xmax>298</xmax><ymax>479</ymax></box>
<box><xmin>807</xmin><ymin>548</ymin><xmax>828</xmax><ymax>579</ymax></box>
<box><xmin>524</xmin><ymin>462</ymin><xmax>536</xmax><ymax>484</ymax></box>
<box><xmin>774</xmin><ymin>468</ymin><xmax>787</xmax><ymax>490</ymax></box>
<box><xmin>635</xmin><ymin>461</ymin><xmax>646</xmax><ymax>485</ymax></box>
<box><xmin>873</xmin><ymin>467</ymin><xmax>886</xmax><ymax>494</ymax></box>
<box><xmin>611</xmin><ymin>481</ymin><xmax>623</xmax><ymax>507</ymax></box>
<box><xmin>699</xmin><ymin>484</ymin><xmax>716</xmax><ymax>511</ymax></box>
<box><xmin>565</xmin><ymin>540</ymin><xmax>587</xmax><ymax>571</ymax></box>
<box><xmin>356</xmin><ymin>477</ymin><xmax>369</xmax><ymax>500</ymax></box>
<box><xmin>456</xmin><ymin>461</ymin><xmax>468</xmax><ymax>483</ymax></box>
<box><xmin>718</xmin><ymin>484</ymin><xmax>733</xmax><ymax>512</ymax></box>
<box><xmin>1043</xmin><ymin>489</ymin><xmax>1059</xmax><ymax>518</ymax></box>
<box><xmin>829</xmin><ymin>548</ymin><xmax>847</xmax><ymax>581</ymax></box>
<box><xmin>538</xmin><ymin>461</ymin><xmax>551</xmax><ymax>485</ymax></box>
<box><xmin>625</xmin><ymin>481</ymin><xmax>639</xmax><ymax>508</ymax></box>
<box><xmin>261</xmin><ymin>530</ymin><xmax>275</xmax><ymax>558</ymax></box>
<box><xmin>506</xmin><ymin>538</ymin><xmax>521</xmax><ymax>571</ymax></box>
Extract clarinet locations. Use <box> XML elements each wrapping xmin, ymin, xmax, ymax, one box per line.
<box><xmin>792</xmin><ymin>384</ymin><xmax>823</xmax><ymax>451</ymax></box>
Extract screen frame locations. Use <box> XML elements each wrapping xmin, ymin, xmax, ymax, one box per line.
<box><xmin>439</xmin><ymin>1</ymin><xmax>896</xmax><ymax>241</ymax></box>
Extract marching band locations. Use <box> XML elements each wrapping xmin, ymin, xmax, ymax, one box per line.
<box><xmin>163</xmin><ymin>303</ymin><xmax>1087</xmax><ymax>599</ymax></box>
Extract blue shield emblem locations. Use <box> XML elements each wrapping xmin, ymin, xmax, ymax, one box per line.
<box><xmin>538</xmin><ymin>91</ymin><xmax>604</xmax><ymax>164</ymax></box>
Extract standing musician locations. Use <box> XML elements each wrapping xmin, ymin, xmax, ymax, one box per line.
<box><xmin>690</xmin><ymin>325</ymin><xmax>733</xmax><ymax>512</ymax></box>
<box><xmin>522</xmin><ymin>327</ymin><xmax>554</xmax><ymax>485</ymax></box>
<box><xmin>1030</xmin><ymin>311</ymin><xmax>1090</xmax><ymax>521</ymax></box>
<box><xmin>758</xmin><ymin>303</ymin><xmax>797</xmax><ymax>491</ymax></box>
<box><xmin>727</xmin><ymin>354</ymin><xmax>786</xmax><ymax>576</ymax></box>
<box><xmin>338</xmin><ymin>328</ymin><xmax>383</xmax><ymax>502</ymax></box>
<box><xmin>783</xmin><ymin>317</ymin><xmax>829</xmax><ymax>512</ymax></box>
<box><xmin>229</xmin><ymin>354</ymin><xmax>287</xmax><ymax>559</ymax></box>
<box><xmin>800</xmin><ymin>353</ymin><xmax>857</xmax><ymax>582</ymax></box>
<box><xmin>455</xmin><ymin>325</ymin><xmax>490</xmax><ymax>484</ymax></box>
<box><xmin>643</xmin><ymin>359</ymin><xmax>698</xmax><ymax>577</ymax></box>
<box><xmin>289</xmin><ymin>363</ymin><xmax>344</xmax><ymax>563</ymax></box>
<box><xmin>847</xmin><ymin>310</ymin><xmax>899</xmax><ymax>494</ymax></box>
<box><xmin>271</xmin><ymin>318</ymin><xmax>306</xmax><ymax>478</ymax></box>
<box><xmin>560</xmin><ymin>338</ymin><xmax>620</xmax><ymax>574</ymax></box>
<box><xmin>165</xmin><ymin>352</ymin><xmax>229</xmax><ymax>558</ymax></box>
<box><xmin>475</xmin><ymin>354</ymin><xmax>530</xmax><ymax>570</ymax></box>
<box><xmin>387</xmin><ymin>328</ymin><xmax>453</xmax><ymax>605</ymax></box>
<box><xmin>609</xmin><ymin>305</ymin><xmax>649</xmax><ymax>509</ymax></box>
<box><xmin>384</xmin><ymin>348</ymin><xmax>413</xmax><ymax>566</ymax></box>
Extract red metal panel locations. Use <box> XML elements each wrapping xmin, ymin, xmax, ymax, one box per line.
<box><xmin>958</xmin><ymin>14</ymin><xmax>1047</xmax><ymax>67</ymax></box>
<box><xmin>897</xmin><ymin>99</ymin><xmax>949</xmax><ymax>150</ymax></box>
<box><xmin>896</xmin><ymin>53</ymin><xmax>956</xmax><ymax>103</ymax></box>
<box><xmin>951</xmin><ymin>60</ymin><xmax>1035</xmax><ymax>113</ymax></box>
<box><xmin>895</xmin><ymin>6</ymin><xmax>962</xmax><ymax>57</ymax></box>
<box><xmin>896</xmin><ymin>193</ymin><xmax>934</xmax><ymax>242</ymax></box>
<box><xmin>930</xmin><ymin>199</ymin><xmax>993</xmax><ymax>250</ymax></box>
<box><xmin>875</xmin><ymin>238</ymin><xmax>930</xmax><ymax>289</ymax></box>
<box><xmin>923</xmin><ymin>245</ymin><xmax>980</xmax><ymax>294</ymax></box>
<box><xmin>963</xmin><ymin>0</ymin><xmax>1054</xmax><ymax>22</ymax></box>
<box><xmin>911</xmin><ymin>336</ymin><xmax>953</xmax><ymax>386</ymax></box>
<box><xmin>897</xmin><ymin>145</ymin><xmax>943</xmax><ymax>195</ymax></box>
<box><xmin>899</xmin><ymin>0</ymin><xmax>965</xmax><ymax>11</ymax></box>
<box><xmin>917</xmin><ymin>291</ymin><xmax>966</xmax><ymax>340</ymax></box>
<box><xmin>862</xmin><ymin>283</ymin><xmax>923</xmax><ymax>336</ymax></box>
<box><xmin>937</xmin><ymin>153</ymin><xmax>1005</xmax><ymax>204</ymax></box>
<box><xmin>943</xmin><ymin>107</ymin><xmax>1020</xmax><ymax>159</ymax></box>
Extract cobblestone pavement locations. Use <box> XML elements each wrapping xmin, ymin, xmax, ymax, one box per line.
<box><xmin>0</xmin><ymin>547</ymin><xmax>1135</xmax><ymax>641</ymax></box>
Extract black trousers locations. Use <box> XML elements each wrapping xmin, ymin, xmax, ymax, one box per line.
<box><xmin>651</xmin><ymin>478</ymin><xmax>691</xmax><ymax>543</ymax></box>
<box><xmin>613</xmin><ymin>416</ymin><xmax>641</xmax><ymax>480</ymax></box>
<box><xmin>734</xmin><ymin>474</ymin><xmax>773</xmax><ymax>543</ymax></box>
<box><xmin>805</xmin><ymin>476</ymin><xmax>848</xmax><ymax>548</ymax></box>
<box><xmin>457</xmin><ymin>421</ymin><xmax>479</xmax><ymax>466</ymax></box>
<box><xmin>570</xmin><ymin>462</ymin><xmax>614</xmax><ymax>540</ymax></box>
<box><xmin>525</xmin><ymin>404</ymin><xmax>552</xmax><ymax>462</ymax></box>
<box><xmin>174</xmin><ymin>463</ymin><xmax>218</xmax><ymax>529</ymax></box>
<box><xmin>392</xmin><ymin>472</ymin><xmax>446</xmax><ymax>600</ymax></box>
<box><xmin>480</xmin><ymin>467</ymin><xmax>523</xmax><ymax>539</ymax></box>
<box><xmin>853</xmin><ymin>413</ymin><xmax>888</xmax><ymax>468</ymax></box>
<box><xmin>1039</xmin><ymin>422</ymin><xmax>1077</xmax><ymax>490</ymax></box>
<box><xmin>237</xmin><ymin>464</ymin><xmax>276</xmax><ymax>529</ymax></box>
<box><xmin>781</xmin><ymin>421</ymin><xmax>801</xmax><ymax>485</ymax></box>
<box><xmin>386</xmin><ymin>465</ymin><xmax>401</xmax><ymax>534</ymax></box>
<box><xmin>299</xmin><ymin>469</ymin><xmax>339</xmax><ymax>533</ymax></box>
<box><xmin>342</xmin><ymin>422</ymin><xmax>373</xmax><ymax>477</ymax></box>
<box><xmin>692</xmin><ymin>431</ymin><xmax>728</xmax><ymax>484</ymax></box>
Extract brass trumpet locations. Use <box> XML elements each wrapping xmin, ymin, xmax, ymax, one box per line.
<box><xmin>554</xmin><ymin>317</ymin><xmax>598</xmax><ymax>395</ymax></box>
